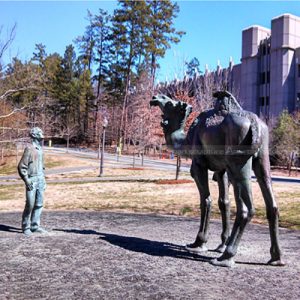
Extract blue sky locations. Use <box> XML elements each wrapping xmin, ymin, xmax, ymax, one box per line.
<box><xmin>0</xmin><ymin>1</ymin><xmax>299</xmax><ymax>82</ymax></box>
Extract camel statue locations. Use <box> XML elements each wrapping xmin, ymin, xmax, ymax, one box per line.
<box><xmin>150</xmin><ymin>91</ymin><xmax>284</xmax><ymax>267</ymax></box>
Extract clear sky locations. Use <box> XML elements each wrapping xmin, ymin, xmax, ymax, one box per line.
<box><xmin>0</xmin><ymin>0</ymin><xmax>300</xmax><ymax>82</ymax></box>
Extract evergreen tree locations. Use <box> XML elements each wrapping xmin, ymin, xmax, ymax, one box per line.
<box><xmin>145</xmin><ymin>0</ymin><xmax>185</xmax><ymax>82</ymax></box>
<box><xmin>111</xmin><ymin>0</ymin><xmax>150</xmax><ymax>140</ymax></box>
<box><xmin>75</xmin><ymin>13</ymin><xmax>96</xmax><ymax>141</ymax></box>
<box><xmin>32</xmin><ymin>43</ymin><xmax>47</xmax><ymax>67</ymax></box>
<box><xmin>91</xmin><ymin>8</ymin><xmax>111</xmax><ymax>99</ymax></box>
<box><xmin>62</xmin><ymin>44</ymin><xmax>76</xmax><ymax>81</ymax></box>
<box><xmin>75</xmin><ymin>10</ymin><xmax>95</xmax><ymax>72</ymax></box>
<box><xmin>185</xmin><ymin>57</ymin><xmax>201</xmax><ymax>77</ymax></box>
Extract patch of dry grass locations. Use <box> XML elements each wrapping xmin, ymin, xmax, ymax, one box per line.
<box><xmin>1</xmin><ymin>152</ymin><xmax>299</xmax><ymax>229</ymax></box>
<box><xmin>1</xmin><ymin>175</ymin><xmax>299</xmax><ymax>229</ymax></box>
<box><xmin>0</xmin><ymin>152</ymin><xmax>76</xmax><ymax>176</ymax></box>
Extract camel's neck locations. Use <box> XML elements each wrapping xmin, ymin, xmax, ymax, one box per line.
<box><xmin>165</xmin><ymin>129</ymin><xmax>186</xmax><ymax>151</ymax></box>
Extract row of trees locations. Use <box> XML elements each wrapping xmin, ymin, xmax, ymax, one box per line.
<box><xmin>1</xmin><ymin>0</ymin><xmax>299</xmax><ymax>167</ymax></box>
<box><xmin>1</xmin><ymin>0</ymin><xmax>184</xmax><ymax>155</ymax></box>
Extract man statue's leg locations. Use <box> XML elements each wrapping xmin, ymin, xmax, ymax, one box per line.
<box><xmin>31</xmin><ymin>186</ymin><xmax>46</xmax><ymax>233</ymax></box>
<box><xmin>22</xmin><ymin>188</ymin><xmax>36</xmax><ymax>236</ymax></box>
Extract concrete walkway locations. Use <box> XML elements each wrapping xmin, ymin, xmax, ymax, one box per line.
<box><xmin>0</xmin><ymin>211</ymin><xmax>299</xmax><ymax>299</ymax></box>
<box><xmin>1</xmin><ymin>147</ymin><xmax>299</xmax><ymax>185</ymax></box>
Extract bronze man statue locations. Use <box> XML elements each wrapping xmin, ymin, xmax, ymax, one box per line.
<box><xmin>18</xmin><ymin>127</ymin><xmax>47</xmax><ymax>236</ymax></box>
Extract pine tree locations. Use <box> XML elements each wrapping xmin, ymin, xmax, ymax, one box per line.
<box><xmin>32</xmin><ymin>43</ymin><xmax>47</xmax><ymax>67</ymax></box>
<box><xmin>145</xmin><ymin>0</ymin><xmax>185</xmax><ymax>83</ymax></box>
<box><xmin>185</xmin><ymin>57</ymin><xmax>201</xmax><ymax>77</ymax></box>
<box><xmin>91</xmin><ymin>9</ymin><xmax>111</xmax><ymax>99</ymax></box>
<box><xmin>111</xmin><ymin>0</ymin><xmax>150</xmax><ymax>142</ymax></box>
<box><xmin>75</xmin><ymin>10</ymin><xmax>95</xmax><ymax>72</ymax></box>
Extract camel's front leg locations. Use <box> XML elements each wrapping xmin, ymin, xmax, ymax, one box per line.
<box><xmin>253</xmin><ymin>152</ymin><xmax>285</xmax><ymax>266</ymax></box>
<box><xmin>214</xmin><ymin>171</ymin><xmax>231</xmax><ymax>253</ymax></box>
<box><xmin>212</xmin><ymin>159</ymin><xmax>254</xmax><ymax>267</ymax></box>
<box><xmin>186</xmin><ymin>162</ymin><xmax>211</xmax><ymax>253</ymax></box>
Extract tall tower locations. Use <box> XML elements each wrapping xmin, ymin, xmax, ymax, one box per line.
<box><xmin>240</xmin><ymin>25</ymin><xmax>271</xmax><ymax>114</ymax></box>
<box><xmin>269</xmin><ymin>14</ymin><xmax>300</xmax><ymax>117</ymax></box>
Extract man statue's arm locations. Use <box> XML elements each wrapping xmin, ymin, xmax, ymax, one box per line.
<box><xmin>18</xmin><ymin>147</ymin><xmax>33</xmax><ymax>190</ymax></box>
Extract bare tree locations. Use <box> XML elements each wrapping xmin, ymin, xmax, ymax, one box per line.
<box><xmin>0</xmin><ymin>23</ymin><xmax>16</xmax><ymax>66</ymax></box>
<box><xmin>156</xmin><ymin>60</ymin><xmax>240</xmax><ymax>114</ymax></box>
<box><xmin>126</xmin><ymin>71</ymin><xmax>162</xmax><ymax>162</ymax></box>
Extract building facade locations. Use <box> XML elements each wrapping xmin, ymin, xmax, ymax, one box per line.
<box><xmin>158</xmin><ymin>13</ymin><xmax>300</xmax><ymax>119</ymax></box>
<box><xmin>238</xmin><ymin>13</ymin><xmax>300</xmax><ymax>119</ymax></box>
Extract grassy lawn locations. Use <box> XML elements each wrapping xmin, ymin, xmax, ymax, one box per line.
<box><xmin>0</xmin><ymin>152</ymin><xmax>299</xmax><ymax>230</ymax></box>
<box><xmin>0</xmin><ymin>153</ymin><xmax>71</xmax><ymax>176</ymax></box>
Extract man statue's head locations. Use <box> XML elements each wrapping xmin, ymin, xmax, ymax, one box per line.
<box><xmin>213</xmin><ymin>91</ymin><xmax>242</xmax><ymax>112</ymax></box>
<box><xmin>29</xmin><ymin>127</ymin><xmax>44</xmax><ymax>141</ymax></box>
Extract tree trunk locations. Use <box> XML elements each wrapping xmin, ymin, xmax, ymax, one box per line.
<box><xmin>66</xmin><ymin>134</ymin><xmax>70</xmax><ymax>153</ymax></box>
<box><xmin>175</xmin><ymin>155</ymin><xmax>181</xmax><ymax>180</ymax></box>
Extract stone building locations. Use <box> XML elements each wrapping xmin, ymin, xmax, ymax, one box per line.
<box><xmin>239</xmin><ymin>13</ymin><xmax>300</xmax><ymax>119</ymax></box>
<box><xmin>158</xmin><ymin>13</ymin><xmax>300</xmax><ymax>120</ymax></box>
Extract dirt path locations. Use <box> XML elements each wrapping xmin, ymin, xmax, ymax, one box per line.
<box><xmin>0</xmin><ymin>211</ymin><xmax>299</xmax><ymax>299</ymax></box>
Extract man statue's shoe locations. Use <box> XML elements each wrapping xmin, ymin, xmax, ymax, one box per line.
<box><xmin>31</xmin><ymin>227</ymin><xmax>48</xmax><ymax>234</ymax></box>
<box><xmin>23</xmin><ymin>229</ymin><xmax>32</xmax><ymax>236</ymax></box>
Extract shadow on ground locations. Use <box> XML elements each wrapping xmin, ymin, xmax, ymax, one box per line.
<box><xmin>54</xmin><ymin>228</ymin><xmax>268</xmax><ymax>266</ymax></box>
<box><xmin>54</xmin><ymin>228</ymin><xmax>214</xmax><ymax>263</ymax></box>
<box><xmin>0</xmin><ymin>224</ymin><xmax>21</xmax><ymax>233</ymax></box>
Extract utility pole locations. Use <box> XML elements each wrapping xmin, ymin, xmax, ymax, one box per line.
<box><xmin>99</xmin><ymin>117</ymin><xmax>108</xmax><ymax>177</ymax></box>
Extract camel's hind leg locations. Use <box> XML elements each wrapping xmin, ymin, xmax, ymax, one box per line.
<box><xmin>212</xmin><ymin>158</ymin><xmax>254</xmax><ymax>267</ymax></box>
<box><xmin>214</xmin><ymin>171</ymin><xmax>231</xmax><ymax>253</ymax></box>
<box><xmin>186</xmin><ymin>161</ymin><xmax>211</xmax><ymax>253</ymax></box>
<box><xmin>252</xmin><ymin>152</ymin><xmax>285</xmax><ymax>266</ymax></box>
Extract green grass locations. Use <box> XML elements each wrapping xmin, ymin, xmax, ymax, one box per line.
<box><xmin>180</xmin><ymin>206</ymin><xmax>194</xmax><ymax>215</ymax></box>
<box><xmin>45</xmin><ymin>161</ymin><xmax>62</xmax><ymax>169</ymax></box>
<box><xmin>279</xmin><ymin>202</ymin><xmax>300</xmax><ymax>230</ymax></box>
<box><xmin>0</xmin><ymin>156</ymin><xmax>64</xmax><ymax>176</ymax></box>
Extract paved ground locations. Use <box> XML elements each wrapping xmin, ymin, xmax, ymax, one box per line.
<box><xmin>0</xmin><ymin>211</ymin><xmax>299</xmax><ymax>300</ymax></box>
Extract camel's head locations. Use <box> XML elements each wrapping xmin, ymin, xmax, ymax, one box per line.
<box><xmin>150</xmin><ymin>94</ymin><xmax>192</xmax><ymax>133</ymax></box>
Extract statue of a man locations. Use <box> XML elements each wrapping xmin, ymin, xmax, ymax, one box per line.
<box><xmin>18</xmin><ymin>127</ymin><xmax>47</xmax><ymax>236</ymax></box>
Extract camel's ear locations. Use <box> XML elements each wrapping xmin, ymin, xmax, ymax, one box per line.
<box><xmin>176</xmin><ymin>101</ymin><xmax>193</xmax><ymax>117</ymax></box>
<box><xmin>187</xmin><ymin>104</ymin><xmax>193</xmax><ymax>115</ymax></box>
<box><xmin>176</xmin><ymin>101</ymin><xmax>187</xmax><ymax>111</ymax></box>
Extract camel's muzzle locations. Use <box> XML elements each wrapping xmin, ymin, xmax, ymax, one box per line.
<box><xmin>150</xmin><ymin>99</ymin><xmax>160</xmax><ymax>107</ymax></box>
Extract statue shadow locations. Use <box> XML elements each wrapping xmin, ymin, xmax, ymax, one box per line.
<box><xmin>54</xmin><ymin>229</ymin><xmax>269</xmax><ymax>266</ymax></box>
<box><xmin>54</xmin><ymin>228</ymin><xmax>213</xmax><ymax>263</ymax></box>
<box><xmin>0</xmin><ymin>224</ymin><xmax>22</xmax><ymax>233</ymax></box>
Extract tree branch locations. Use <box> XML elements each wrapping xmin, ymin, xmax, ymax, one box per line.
<box><xmin>0</xmin><ymin>86</ymin><xmax>37</xmax><ymax>101</ymax></box>
<box><xmin>0</xmin><ymin>106</ymin><xmax>26</xmax><ymax>119</ymax></box>
<box><xmin>0</xmin><ymin>23</ymin><xmax>17</xmax><ymax>59</ymax></box>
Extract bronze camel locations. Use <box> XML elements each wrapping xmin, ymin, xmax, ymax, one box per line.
<box><xmin>150</xmin><ymin>91</ymin><xmax>284</xmax><ymax>267</ymax></box>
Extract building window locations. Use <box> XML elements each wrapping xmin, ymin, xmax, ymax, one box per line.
<box><xmin>266</xmin><ymin>96</ymin><xmax>269</xmax><ymax>106</ymax></box>
<box><xmin>297</xmin><ymin>93</ymin><xmax>300</xmax><ymax>110</ymax></box>
<box><xmin>298</xmin><ymin>64</ymin><xmax>300</xmax><ymax>77</ymax></box>
<box><xmin>262</xmin><ymin>45</ymin><xmax>266</xmax><ymax>56</ymax></box>
<box><xmin>260</xmin><ymin>72</ymin><xmax>265</xmax><ymax>84</ymax></box>
<box><xmin>267</xmin><ymin>71</ymin><xmax>270</xmax><ymax>83</ymax></box>
<box><xmin>260</xmin><ymin>97</ymin><xmax>265</xmax><ymax>106</ymax></box>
